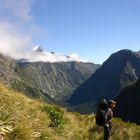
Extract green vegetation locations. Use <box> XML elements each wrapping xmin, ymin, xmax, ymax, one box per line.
<box><xmin>42</xmin><ymin>105</ymin><xmax>65</xmax><ymax>128</ymax></box>
<box><xmin>16</xmin><ymin>62</ymin><xmax>97</xmax><ymax>104</ymax></box>
<box><xmin>0</xmin><ymin>83</ymin><xmax>140</xmax><ymax>140</ymax></box>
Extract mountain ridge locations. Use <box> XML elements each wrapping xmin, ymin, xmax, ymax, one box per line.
<box><xmin>68</xmin><ymin>49</ymin><xmax>140</xmax><ymax>112</ymax></box>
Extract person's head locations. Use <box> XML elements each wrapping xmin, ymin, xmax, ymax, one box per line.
<box><xmin>108</xmin><ymin>100</ymin><xmax>116</xmax><ymax>109</ymax></box>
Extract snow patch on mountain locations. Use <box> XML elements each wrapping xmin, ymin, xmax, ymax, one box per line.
<box><xmin>24</xmin><ymin>45</ymin><xmax>90</xmax><ymax>63</ymax></box>
<box><xmin>33</xmin><ymin>45</ymin><xmax>43</xmax><ymax>52</ymax></box>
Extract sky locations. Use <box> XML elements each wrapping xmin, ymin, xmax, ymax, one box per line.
<box><xmin>0</xmin><ymin>0</ymin><xmax>140</xmax><ymax>64</ymax></box>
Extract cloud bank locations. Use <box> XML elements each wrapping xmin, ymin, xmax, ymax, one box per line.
<box><xmin>0</xmin><ymin>0</ymin><xmax>34</xmax><ymax>21</ymax></box>
<box><xmin>0</xmin><ymin>22</ymin><xmax>33</xmax><ymax>58</ymax></box>
<box><xmin>23</xmin><ymin>46</ymin><xmax>89</xmax><ymax>63</ymax></box>
<box><xmin>0</xmin><ymin>0</ymin><xmax>89</xmax><ymax>63</ymax></box>
<box><xmin>0</xmin><ymin>0</ymin><xmax>35</xmax><ymax>59</ymax></box>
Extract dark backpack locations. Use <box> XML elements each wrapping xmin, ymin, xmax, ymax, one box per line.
<box><xmin>95</xmin><ymin>99</ymin><xmax>108</xmax><ymax>126</ymax></box>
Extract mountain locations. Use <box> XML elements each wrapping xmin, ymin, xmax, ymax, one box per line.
<box><xmin>0</xmin><ymin>52</ymin><xmax>100</xmax><ymax>105</ymax></box>
<box><xmin>0</xmin><ymin>53</ymin><xmax>55</xmax><ymax>103</ymax></box>
<box><xmin>68</xmin><ymin>49</ymin><xmax>140</xmax><ymax>111</ymax></box>
<box><xmin>33</xmin><ymin>45</ymin><xmax>43</xmax><ymax>52</ymax></box>
<box><xmin>0</xmin><ymin>53</ymin><xmax>19</xmax><ymax>86</ymax></box>
<box><xmin>16</xmin><ymin>61</ymin><xmax>99</xmax><ymax>104</ymax></box>
<box><xmin>115</xmin><ymin>79</ymin><xmax>140</xmax><ymax>124</ymax></box>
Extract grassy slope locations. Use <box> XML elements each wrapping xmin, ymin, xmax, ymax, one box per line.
<box><xmin>0</xmin><ymin>84</ymin><xmax>140</xmax><ymax>140</ymax></box>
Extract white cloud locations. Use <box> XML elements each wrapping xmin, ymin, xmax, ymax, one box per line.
<box><xmin>0</xmin><ymin>0</ymin><xmax>89</xmax><ymax>63</ymax></box>
<box><xmin>23</xmin><ymin>46</ymin><xmax>90</xmax><ymax>63</ymax></box>
<box><xmin>0</xmin><ymin>22</ymin><xmax>33</xmax><ymax>59</ymax></box>
<box><xmin>29</xmin><ymin>51</ymin><xmax>89</xmax><ymax>63</ymax></box>
<box><xmin>0</xmin><ymin>0</ymin><xmax>34</xmax><ymax>21</ymax></box>
<box><xmin>0</xmin><ymin>0</ymin><xmax>36</xmax><ymax>59</ymax></box>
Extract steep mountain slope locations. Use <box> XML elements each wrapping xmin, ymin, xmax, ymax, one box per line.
<box><xmin>16</xmin><ymin>61</ymin><xmax>99</xmax><ymax>104</ymax></box>
<box><xmin>69</xmin><ymin>49</ymin><xmax>140</xmax><ymax>110</ymax></box>
<box><xmin>0</xmin><ymin>53</ymin><xmax>17</xmax><ymax>85</ymax></box>
<box><xmin>115</xmin><ymin>79</ymin><xmax>140</xmax><ymax>124</ymax></box>
<box><xmin>0</xmin><ymin>83</ymin><xmax>140</xmax><ymax>140</ymax></box>
<box><xmin>0</xmin><ymin>53</ymin><xmax>99</xmax><ymax>104</ymax></box>
<box><xmin>0</xmin><ymin>53</ymin><xmax>54</xmax><ymax>103</ymax></box>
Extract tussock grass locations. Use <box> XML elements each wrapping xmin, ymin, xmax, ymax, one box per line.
<box><xmin>0</xmin><ymin>83</ymin><xmax>140</xmax><ymax>140</ymax></box>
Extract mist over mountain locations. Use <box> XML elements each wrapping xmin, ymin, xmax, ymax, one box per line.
<box><xmin>29</xmin><ymin>45</ymin><xmax>90</xmax><ymax>63</ymax></box>
<box><xmin>68</xmin><ymin>49</ymin><xmax>140</xmax><ymax>112</ymax></box>
<box><xmin>0</xmin><ymin>45</ymin><xmax>90</xmax><ymax>63</ymax></box>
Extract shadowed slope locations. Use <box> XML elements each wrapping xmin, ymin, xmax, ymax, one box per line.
<box><xmin>69</xmin><ymin>50</ymin><xmax>140</xmax><ymax>112</ymax></box>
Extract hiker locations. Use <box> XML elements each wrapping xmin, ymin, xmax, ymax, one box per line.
<box><xmin>104</xmin><ymin>100</ymin><xmax>116</xmax><ymax>140</ymax></box>
<box><xmin>96</xmin><ymin>99</ymin><xmax>108</xmax><ymax>126</ymax></box>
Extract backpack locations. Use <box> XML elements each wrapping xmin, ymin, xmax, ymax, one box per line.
<box><xmin>95</xmin><ymin>99</ymin><xmax>108</xmax><ymax>126</ymax></box>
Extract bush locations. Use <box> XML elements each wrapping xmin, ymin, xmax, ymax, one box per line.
<box><xmin>42</xmin><ymin>105</ymin><xmax>65</xmax><ymax>128</ymax></box>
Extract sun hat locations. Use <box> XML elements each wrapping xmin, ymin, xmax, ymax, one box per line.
<box><xmin>108</xmin><ymin>100</ymin><xmax>116</xmax><ymax>105</ymax></box>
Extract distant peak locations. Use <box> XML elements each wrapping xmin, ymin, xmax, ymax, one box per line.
<box><xmin>33</xmin><ymin>45</ymin><xmax>43</xmax><ymax>52</ymax></box>
<box><xmin>111</xmin><ymin>49</ymin><xmax>133</xmax><ymax>57</ymax></box>
<box><xmin>117</xmin><ymin>49</ymin><xmax>132</xmax><ymax>53</ymax></box>
<box><xmin>115</xmin><ymin>49</ymin><xmax>140</xmax><ymax>57</ymax></box>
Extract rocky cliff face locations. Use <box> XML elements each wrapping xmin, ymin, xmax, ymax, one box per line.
<box><xmin>16</xmin><ymin>61</ymin><xmax>99</xmax><ymax>104</ymax></box>
<box><xmin>0</xmin><ymin>53</ymin><xmax>17</xmax><ymax>85</ymax></box>
<box><xmin>0</xmin><ymin>53</ymin><xmax>100</xmax><ymax>105</ymax></box>
<box><xmin>68</xmin><ymin>50</ymin><xmax>140</xmax><ymax>112</ymax></box>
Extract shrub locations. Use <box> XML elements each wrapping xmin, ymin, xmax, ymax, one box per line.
<box><xmin>42</xmin><ymin>105</ymin><xmax>65</xmax><ymax>128</ymax></box>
